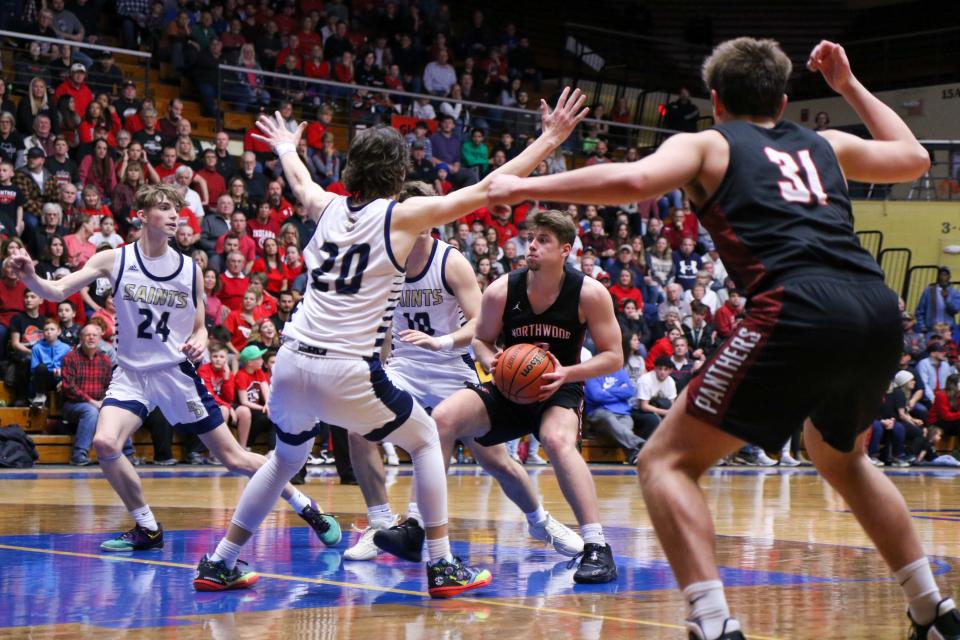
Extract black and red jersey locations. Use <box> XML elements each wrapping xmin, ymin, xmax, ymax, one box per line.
<box><xmin>695</xmin><ymin>120</ymin><xmax>883</xmax><ymax>295</ymax></box>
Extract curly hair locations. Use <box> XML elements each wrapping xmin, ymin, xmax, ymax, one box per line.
<box><xmin>342</xmin><ymin>125</ymin><xmax>407</xmax><ymax>202</ymax></box>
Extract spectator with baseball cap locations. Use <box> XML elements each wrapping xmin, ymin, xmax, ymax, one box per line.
<box><xmin>234</xmin><ymin>345</ymin><xmax>276</xmax><ymax>451</ymax></box>
<box><xmin>53</xmin><ymin>62</ymin><xmax>94</xmax><ymax>119</ymax></box>
<box><xmin>915</xmin><ymin>266</ymin><xmax>960</xmax><ymax>334</ymax></box>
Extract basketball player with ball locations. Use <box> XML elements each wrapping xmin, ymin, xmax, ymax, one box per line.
<box><xmin>410</xmin><ymin>208</ymin><xmax>623</xmax><ymax>583</ymax></box>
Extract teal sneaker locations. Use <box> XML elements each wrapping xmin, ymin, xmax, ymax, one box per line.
<box><xmin>100</xmin><ymin>523</ymin><xmax>164</xmax><ymax>552</ymax></box>
<box><xmin>299</xmin><ymin>502</ymin><xmax>342</xmax><ymax>546</ymax></box>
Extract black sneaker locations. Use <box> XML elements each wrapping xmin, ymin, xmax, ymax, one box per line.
<box><xmin>193</xmin><ymin>554</ymin><xmax>258</xmax><ymax>591</ymax></box>
<box><xmin>570</xmin><ymin>542</ymin><xmax>618</xmax><ymax>584</ymax></box>
<box><xmin>100</xmin><ymin>523</ymin><xmax>164</xmax><ymax>552</ymax></box>
<box><xmin>373</xmin><ymin>517</ymin><xmax>425</xmax><ymax>562</ymax></box>
<box><xmin>70</xmin><ymin>453</ymin><xmax>94</xmax><ymax>466</ymax></box>
<box><xmin>909</xmin><ymin>598</ymin><xmax>960</xmax><ymax>640</ymax></box>
<box><xmin>687</xmin><ymin>618</ymin><xmax>746</xmax><ymax>639</ymax></box>
<box><xmin>426</xmin><ymin>556</ymin><xmax>492</xmax><ymax>598</ymax></box>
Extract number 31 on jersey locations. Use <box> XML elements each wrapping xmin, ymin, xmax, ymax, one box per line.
<box><xmin>764</xmin><ymin>147</ymin><xmax>828</xmax><ymax>206</ymax></box>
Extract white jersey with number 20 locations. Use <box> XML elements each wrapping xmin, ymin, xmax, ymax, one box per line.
<box><xmin>283</xmin><ymin>196</ymin><xmax>405</xmax><ymax>358</ymax></box>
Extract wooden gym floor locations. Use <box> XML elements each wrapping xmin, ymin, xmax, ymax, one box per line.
<box><xmin>0</xmin><ymin>464</ymin><xmax>958</xmax><ymax>639</ymax></box>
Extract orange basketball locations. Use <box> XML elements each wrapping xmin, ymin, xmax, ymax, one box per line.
<box><xmin>493</xmin><ymin>343</ymin><xmax>556</xmax><ymax>404</ymax></box>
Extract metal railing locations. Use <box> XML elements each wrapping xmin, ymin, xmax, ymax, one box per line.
<box><xmin>0</xmin><ymin>30</ymin><xmax>151</xmax><ymax>98</ymax></box>
<box><xmin>856</xmin><ymin>230</ymin><xmax>884</xmax><ymax>261</ymax></box>
<box><xmin>215</xmin><ymin>63</ymin><xmax>678</xmax><ymax>167</ymax></box>
<box><xmin>904</xmin><ymin>265</ymin><xmax>942</xmax><ymax>313</ymax></box>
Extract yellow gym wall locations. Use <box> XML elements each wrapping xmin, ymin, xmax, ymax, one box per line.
<box><xmin>853</xmin><ymin>200</ymin><xmax>960</xmax><ymax>269</ymax></box>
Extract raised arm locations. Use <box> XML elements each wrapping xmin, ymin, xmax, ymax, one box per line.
<box><xmin>392</xmin><ymin>87</ymin><xmax>589</xmax><ymax>234</ymax></box>
<box><xmin>808</xmin><ymin>41</ymin><xmax>930</xmax><ymax>183</ymax></box>
<box><xmin>4</xmin><ymin>247</ymin><xmax>114</xmax><ymax>302</ymax></box>
<box><xmin>487</xmin><ymin>131</ymin><xmax>707</xmax><ymax>208</ymax></box>
<box><xmin>251</xmin><ymin>112</ymin><xmax>337</xmax><ymax>221</ymax></box>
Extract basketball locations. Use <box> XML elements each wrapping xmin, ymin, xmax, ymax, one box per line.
<box><xmin>493</xmin><ymin>344</ymin><xmax>556</xmax><ymax>404</ymax></box>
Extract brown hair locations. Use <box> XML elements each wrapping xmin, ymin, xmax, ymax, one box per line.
<box><xmin>399</xmin><ymin>180</ymin><xmax>437</xmax><ymax>201</ymax></box>
<box><xmin>342</xmin><ymin>125</ymin><xmax>407</xmax><ymax>203</ymax></box>
<box><xmin>135</xmin><ymin>183</ymin><xmax>185</xmax><ymax>211</ymax></box>
<box><xmin>701</xmin><ymin>37</ymin><xmax>792</xmax><ymax>118</ymax></box>
<box><xmin>528</xmin><ymin>209</ymin><xmax>578</xmax><ymax>246</ymax></box>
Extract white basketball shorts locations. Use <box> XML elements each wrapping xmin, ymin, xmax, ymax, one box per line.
<box><xmin>103</xmin><ymin>361</ymin><xmax>222</xmax><ymax>434</ymax></box>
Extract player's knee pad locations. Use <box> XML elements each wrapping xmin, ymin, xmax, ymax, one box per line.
<box><xmin>386</xmin><ymin>407</ymin><xmax>438</xmax><ymax>456</ymax></box>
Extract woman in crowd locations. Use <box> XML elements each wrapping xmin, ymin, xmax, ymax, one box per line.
<box><xmin>78</xmin><ymin>140</ymin><xmax>116</xmax><ymax>201</ymax></box>
<box><xmin>203</xmin><ymin>268</ymin><xmax>228</xmax><ymax>328</ymax></box>
<box><xmin>251</xmin><ymin>237</ymin><xmax>286</xmax><ymax>296</ymax></box>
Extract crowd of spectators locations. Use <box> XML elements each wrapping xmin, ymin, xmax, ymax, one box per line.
<box><xmin>0</xmin><ymin>2</ymin><xmax>955</xmax><ymax>469</ymax></box>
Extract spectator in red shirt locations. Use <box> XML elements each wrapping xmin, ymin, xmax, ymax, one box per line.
<box><xmin>224</xmin><ymin>289</ymin><xmax>265</xmax><ymax>354</ymax></box>
<box><xmin>284</xmin><ymin>244</ymin><xmax>304</xmax><ymax>285</ymax></box>
<box><xmin>487</xmin><ymin>205</ymin><xmax>518</xmax><ymax>247</ymax></box>
<box><xmin>645</xmin><ymin>326</ymin><xmax>683</xmax><ymax>372</ymax></box>
<box><xmin>714</xmin><ymin>289</ymin><xmax>745</xmax><ymax>339</ymax></box>
<box><xmin>53</xmin><ymin>63</ymin><xmax>94</xmax><ymax>123</ymax></box>
<box><xmin>251</xmin><ymin>237</ymin><xmax>286</xmax><ymax>295</ymax></box>
<box><xmin>153</xmin><ymin>146</ymin><xmax>181</xmax><ymax>182</ymax></box>
<box><xmin>195</xmin><ymin>149</ymin><xmax>226</xmax><ymax>211</ymax></box>
<box><xmin>248</xmin><ymin>202</ymin><xmax>280</xmax><ymax>256</ymax></box>
<box><xmin>582</xmin><ymin>218</ymin><xmax>615</xmax><ymax>269</ymax></box>
<box><xmin>265</xmin><ymin>180</ymin><xmax>294</xmax><ymax>225</ymax></box>
<box><xmin>197</xmin><ymin>343</ymin><xmax>238</xmax><ymax>425</ymax></box>
<box><xmin>234</xmin><ymin>345</ymin><xmax>275</xmax><ymax>449</ymax></box>
<box><xmin>609</xmin><ymin>269</ymin><xmax>644</xmax><ymax>309</ymax></box>
<box><xmin>661</xmin><ymin>207</ymin><xmax>698</xmax><ymax>251</ymax></box>
<box><xmin>305</xmin><ymin>104</ymin><xmax>333</xmax><ymax>151</ymax></box>
<box><xmin>214</xmin><ymin>212</ymin><xmax>257</xmax><ymax>271</ymax></box>
<box><xmin>296</xmin><ymin>16</ymin><xmax>322</xmax><ymax>56</ymax></box>
<box><xmin>929</xmin><ymin>373</ymin><xmax>960</xmax><ymax>437</ymax></box>
<box><xmin>219</xmin><ymin>252</ymin><xmax>250</xmax><ymax>312</ymax></box>
<box><xmin>0</xmin><ymin>260</ymin><xmax>26</xmax><ymax>360</ymax></box>
<box><xmin>248</xmin><ymin>274</ymin><xmax>278</xmax><ymax>317</ymax></box>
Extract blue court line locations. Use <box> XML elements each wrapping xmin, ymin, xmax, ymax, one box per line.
<box><xmin>0</xmin><ymin>522</ymin><xmax>913</xmax><ymax>631</ymax></box>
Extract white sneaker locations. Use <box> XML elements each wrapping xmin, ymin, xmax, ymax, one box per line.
<box><xmin>779</xmin><ymin>454</ymin><xmax>801</xmax><ymax>467</ymax></box>
<box><xmin>344</xmin><ymin>527</ymin><xmax>380</xmax><ymax>561</ymax></box>
<box><xmin>385</xmin><ymin>454</ymin><xmax>400</xmax><ymax>466</ymax></box>
<box><xmin>29</xmin><ymin>393</ymin><xmax>46</xmax><ymax>407</ymax></box>
<box><xmin>306</xmin><ymin>455</ymin><xmax>325</xmax><ymax>465</ymax></box>
<box><xmin>528</xmin><ymin>514</ymin><xmax>584</xmax><ymax>557</ymax></box>
<box><xmin>526</xmin><ymin>454</ymin><xmax>548</xmax><ymax>465</ymax></box>
<box><xmin>756</xmin><ymin>451</ymin><xmax>777</xmax><ymax>467</ymax></box>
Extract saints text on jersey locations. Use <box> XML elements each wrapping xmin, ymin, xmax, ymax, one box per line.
<box><xmin>398</xmin><ymin>288</ymin><xmax>444</xmax><ymax>307</ymax></box>
<box><xmin>122</xmin><ymin>284</ymin><xmax>189</xmax><ymax>308</ymax></box>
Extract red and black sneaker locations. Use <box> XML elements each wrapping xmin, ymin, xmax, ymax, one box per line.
<box><xmin>426</xmin><ymin>557</ymin><xmax>492</xmax><ymax>599</ymax></box>
<box><xmin>193</xmin><ymin>554</ymin><xmax>259</xmax><ymax>592</ymax></box>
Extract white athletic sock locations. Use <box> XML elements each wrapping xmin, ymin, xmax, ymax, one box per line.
<box><xmin>286</xmin><ymin>490</ymin><xmax>312</xmax><ymax>514</ymax></box>
<box><xmin>426</xmin><ymin>535</ymin><xmax>453</xmax><ymax>563</ymax></box>
<box><xmin>407</xmin><ymin>501</ymin><xmax>422</xmax><ymax>526</ymax></box>
<box><xmin>525</xmin><ymin>503</ymin><xmax>548</xmax><ymax>527</ymax></box>
<box><xmin>895</xmin><ymin>557</ymin><xmax>942</xmax><ymax>625</ymax></box>
<box><xmin>130</xmin><ymin>505</ymin><xmax>158</xmax><ymax>532</ymax></box>
<box><xmin>580</xmin><ymin>522</ymin><xmax>605</xmax><ymax>546</ymax></box>
<box><xmin>367</xmin><ymin>503</ymin><xmax>394</xmax><ymax>529</ymax></box>
<box><xmin>684</xmin><ymin>580</ymin><xmax>730</xmax><ymax>640</ymax></box>
<box><xmin>210</xmin><ymin>538</ymin><xmax>243</xmax><ymax>570</ymax></box>
<box><xmin>382</xmin><ymin>442</ymin><xmax>397</xmax><ymax>457</ymax></box>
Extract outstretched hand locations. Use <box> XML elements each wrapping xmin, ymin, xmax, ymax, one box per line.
<box><xmin>539</xmin><ymin>87</ymin><xmax>590</xmax><ymax>146</ymax></box>
<box><xmin>250</xmin><ymin>111</ymin><xmax>308</xmax><ymax>151</ymax></box>
<box><xmin>807</xmin><ymin>40</ymin><xmax>856</xmax><ymax>95</ymax></box>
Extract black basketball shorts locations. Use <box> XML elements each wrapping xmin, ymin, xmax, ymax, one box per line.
<box><xmin>685</xmin><ymin>276</ymin><xmax>902</xmax><ymax>452</ymax></box>
<box><xmin>468</xmin><ymin>381</ymin><xmax>584</xmax><ymax>447</ymax></box>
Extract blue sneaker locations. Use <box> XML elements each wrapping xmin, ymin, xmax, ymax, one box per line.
<box><xmin>299</xmin><ymin>502</ymin><xmax>342</xmax><ymax>546</ymax></box>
